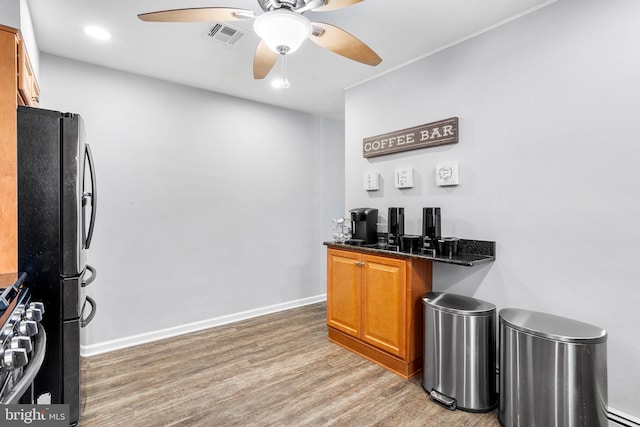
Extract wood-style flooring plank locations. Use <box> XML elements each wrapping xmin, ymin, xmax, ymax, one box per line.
<box><xmin>79</xmin><ymin>303</ymin><xmax>499</xmax><ymax>426</ymax></box>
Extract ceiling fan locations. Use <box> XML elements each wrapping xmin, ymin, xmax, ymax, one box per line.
<box><xmin>138</xmin><ymin>0</ymin><xmax>382</xmax><ymax>86</ymax></box>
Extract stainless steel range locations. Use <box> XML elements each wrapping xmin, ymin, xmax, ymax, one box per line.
<box><xmin>0</xmin><ymin>272</ymin><xmax>46</xmax><ymax>405</ymax></box>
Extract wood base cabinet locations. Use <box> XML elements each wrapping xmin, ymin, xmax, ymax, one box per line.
<box><xmin>326</xmin><ymin>247</ymin><xmax>432</xmax><ymax>379</ymax></box>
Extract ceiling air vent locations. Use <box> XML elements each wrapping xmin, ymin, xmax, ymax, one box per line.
<box><xmin>206</xmin><ymin>23</ymin><xmax>245</xmax><ymax>46</ymax></box>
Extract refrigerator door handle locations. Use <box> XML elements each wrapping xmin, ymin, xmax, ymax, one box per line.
<box><xmin>83</xmin><ymin>144</ymin><xmax>97</xmax><ymax>249</ymax></box>
<box><xmin>82</xmin><ymin>265</ymin><xmax>97</xmax><ymax>288</ymax></box>
<box><xmin>81</xmin><ymin>296</ymin><xmax>97</xmax><ymax>328</ymax></box>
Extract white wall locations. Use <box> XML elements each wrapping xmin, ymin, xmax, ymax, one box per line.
<box><xmin>19</xmin><ymin>0</ymin><xmax>39</xmax><ymax>79</ymax></box>
<box><xmin>39</xmin><ymin>54</ymin><xmax>344</xmax><ymax>352</ymax></box>
<box><xmin>345</xmin><ymin>0</ymin><xmax>640</xmax><ymax>418</ymax></box>
<box><xmin>0</xmin><ymin>0</ymin><xmax>20</xmax><ymax>28</ymax></box>
<box><xmin>0</xmin><ymin>0</ymin><xmax>39</xmax><ymax>78</ymax></box>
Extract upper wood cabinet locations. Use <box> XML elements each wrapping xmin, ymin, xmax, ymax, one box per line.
<box><xmin>17</xmin><ymin>37</ymin><xmax>39</xmax><ymax>107</ymax></box>
<box><xmin>0</xmin><ymin>25</ymin><xmax>40</xmax><ymax>274</ymax></box>
<box><xmin>326</xmin><ymin>247</ymin><xmax>432</xmax><ymax>379</ymax></box>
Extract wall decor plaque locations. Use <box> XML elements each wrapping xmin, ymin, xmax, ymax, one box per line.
<box><xmin>362</xmin><ymin>117</ymin><xmax>458</xmax><ymax>158</ymax></box>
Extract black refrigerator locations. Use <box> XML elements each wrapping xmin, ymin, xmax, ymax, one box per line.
<box><xmin>17</xmin><ymin>105</ymin><xmax>98</xmax><ymax>426</ymax></box>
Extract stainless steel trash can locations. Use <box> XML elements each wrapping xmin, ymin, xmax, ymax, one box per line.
<box><xmin>499</xmin><ymin>308</ymin><xmax>608</xmax><ymax>427</ymax></box>
<box><xmin>423</xmin><ymin>292</ymin><xmax>497</xmax><ymax>412</ymax></box>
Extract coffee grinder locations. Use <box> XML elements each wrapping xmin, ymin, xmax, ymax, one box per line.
<box><xmin>387</xmin><ymin>207</ymin><xmax>404</xmax><ymax>248</ymax></box>
<box><xmin>422</xmin><ymin>207</ymin><xmax>441</xmax><ymax>255</ymax></box>
<box><xmin>349</xmin><ymin>208</ymin><xmax>378</xmax><ymax>245</ymax></box>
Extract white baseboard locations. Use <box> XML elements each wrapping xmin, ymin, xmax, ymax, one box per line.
<box><xmin>80</xmin><ymin>294</ymin><xmax>327</xmax><ymax>357</ymax></box>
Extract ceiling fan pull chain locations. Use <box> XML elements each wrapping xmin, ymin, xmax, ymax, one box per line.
<box><xmin>279</xmin><ymin>54</ymin><xmax>291</xmax><ymax>89</ymax></box>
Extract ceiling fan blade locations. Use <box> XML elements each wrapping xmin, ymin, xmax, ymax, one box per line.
<box><xmin>312</xmin><ymin>0</ymin><xmax>364</xmax><ymax>12</ymax></box>
<box><xmin>254</xmin><ymin>40</ymin><xmax>279</xmax><ymax>79</ymax></box>
<box><xmin>310</xmin><ymin>22</ymin><xmax>381</xmax><ymax>66</ymax></box>
<box><xmin>138</xmin><ymin>7</ymin><xmax>254</xmax><ymax>23</ymax></box>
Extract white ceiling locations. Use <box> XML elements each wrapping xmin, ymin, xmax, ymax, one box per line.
<box><xmin>28</xmin><ymin>0</ymin><xmax>555</xmax><ymax>118</ymax></box>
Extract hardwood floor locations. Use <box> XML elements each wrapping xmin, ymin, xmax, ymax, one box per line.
<box><xmin>79</xmin><ymin>302</ymin><xmax>500</xmax><ymax>426</ymax></box>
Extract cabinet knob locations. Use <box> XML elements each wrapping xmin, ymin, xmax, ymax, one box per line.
<box><xmin>355</xmin><ymin>261</ymin><xmax>365</xmax><ymax>267</ymax></box>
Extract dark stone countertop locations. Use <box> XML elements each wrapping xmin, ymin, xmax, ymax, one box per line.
<box><xmin>324</xmin><ymin>239</ymin><xmax>496</xmax><ymax>267</ymax></box>
<box><xmin>0</xmin><ymin>272</ymin><xmax>26</xmax><ymax>289</ymax></box>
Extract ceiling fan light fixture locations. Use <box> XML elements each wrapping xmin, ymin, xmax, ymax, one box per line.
<box><xmin>253</xmin><ymin>9</ymin><xmax>312</xmax><ymax>54</ymax></box>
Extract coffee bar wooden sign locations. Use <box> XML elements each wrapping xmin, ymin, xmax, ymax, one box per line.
<box><xmin>362</xmin><ymin>117</ymin><xmax>458</xmax><ymax>158</ymax></box>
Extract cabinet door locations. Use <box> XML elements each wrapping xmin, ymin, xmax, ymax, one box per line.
<box><xmin>327</xmin><ymin>249</ymin><xmax>361</xmax><ymax>337</ymax></box>
<box><xmin>17</xmin><ymin>38</ymin><xmax>38</xmax><ymax>107</ymax></box>
<box><xmin>361</xmin><ymin>255</ymin><xmax>407</xmax><ymax>358</ymax></box>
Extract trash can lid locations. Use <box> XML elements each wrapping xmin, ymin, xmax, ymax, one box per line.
<box><xmin>499</xmin><ymin>308</ymin><xmax>607</xmax><ymax>344</ymax></box>
<box><xmin>423</xmin><ymin>292</ymin><xmax>496</xmax><ymax>316</ymax></box>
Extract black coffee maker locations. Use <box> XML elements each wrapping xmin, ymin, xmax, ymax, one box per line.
<box><xmin>350</xmin><ymin>208</ymin><xmax>378</xmax><ymax>245</ymax></box>
<box><xmin>422</xmin><ymin>207</ymin><xmax>441</xmax><ymax>255</ymax></box>
<box><xmin>387</xmin><ymin>207</ymin><xmax>404</xmax><ymax>247</ymax></box>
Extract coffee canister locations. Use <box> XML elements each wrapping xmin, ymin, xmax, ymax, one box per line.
<box><xmin>400</xmin><ymin>235</ymin><xmax>421</xmax><ymax>253</ymax></box>
<box><xmin>438</xmin><ymin>237</ymin><xmax>460</xmax><ymax>258</ymax></box>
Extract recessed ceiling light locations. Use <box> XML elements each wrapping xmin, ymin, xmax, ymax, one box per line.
<box><xmin>84</xmin><ymin>26</ymin><xmax>111</xmax><ymax>41</ymax></box>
